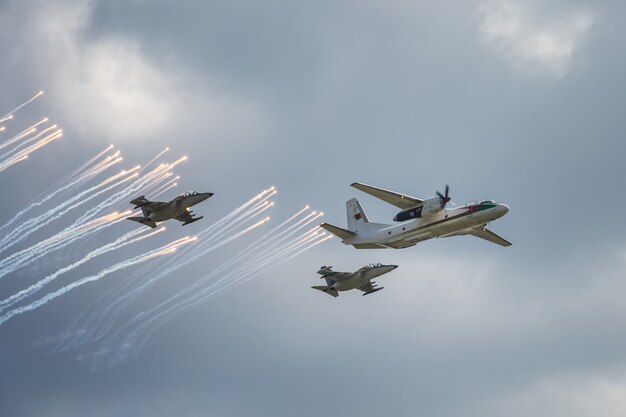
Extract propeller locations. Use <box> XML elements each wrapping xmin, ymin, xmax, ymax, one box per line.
<box><xmin>436</xmin><ymin>185</ymin><xmax>451</xmax><ymax>209</ymax></box>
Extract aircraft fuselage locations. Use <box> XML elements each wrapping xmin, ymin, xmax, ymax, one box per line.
<box><xmin>329</xmin><ymin>264</ymin><xmax>397</xmax><ymax>292</ymax></box>
<box><xmin>345</xmin><ymin>201</ymin><xmax>509</xmax><ymax>249</ymax></box>
<box><xmin>143</xmin><ymin>193</ymin><xmax>212</xmax><ymax>222</ymax></box>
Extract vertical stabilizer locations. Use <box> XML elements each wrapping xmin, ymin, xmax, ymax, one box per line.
<box><xmin>346</xmin><ymin>198</ymin><xmax>370</xmax><ymax>232</ymax></box>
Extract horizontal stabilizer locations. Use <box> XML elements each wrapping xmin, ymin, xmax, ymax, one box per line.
<box><xmin>319</xmin><ymin>223</ymin><xmax>355</xmax><ymax>240</ymax></box>
<box><xmin>127</xmin><ymin>216</ymin><xmax>157</xmax><ymax>229</ymax></box>
<box><xmin>130</xmin><ymin>195</ymin><xmax>150</xmax><ymax>209</ymax></box>
<box><xmin>311</xmin><ymin>286</ymin><xmax>339</xmax><ymax>297</ymax></box>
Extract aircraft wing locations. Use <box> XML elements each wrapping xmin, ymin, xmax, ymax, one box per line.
<box><xmin>468</xmin><ymin>227</ymin><xmax>512</xmax><ymax>247</ymax></box>
<box><xmin>174</xmin><ymin>211</ymin><xmax>195</xmax><ymax>223</ymax></box>
<box><xmin>357</xmin><ymin>280</ymin><xmax>384</xmax><ymax>295</ymax></box>
<box><xmin>351</xmin><ymin>182</ymin><xmax>423</xmax><ymax>209</ymax></box>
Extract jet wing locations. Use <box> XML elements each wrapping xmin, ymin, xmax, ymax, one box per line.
<box><xmin>174</xmin><ymin>211</ymin><xmax>199</xmax><ymax>223</ymax></box>
<box><xmin>357</xmin><ymin>280</ymin><xmax>384</xmax><ymax>296</ymax></box>
<box><xmin>468</xmin><ymin>227</ymin><xmax>512</xmax><ymax>247</ymax></box>
<box><xmin>351</xmin><ymin>182</ymin><xmax>423</xmax><ymax>209</ymax></box>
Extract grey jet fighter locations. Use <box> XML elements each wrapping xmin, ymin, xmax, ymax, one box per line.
<box><xmin>312</xmin><ymin>263</ymin><xmax>398</xmax><ymax>297</ymax></box>
<box><xmin>127</xmin><ymin>191</ymin><xmax>213</xmax><ymax>228</ymax></box>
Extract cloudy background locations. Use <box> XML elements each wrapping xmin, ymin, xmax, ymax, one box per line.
<box><xmin>1</xmin><ymin>0</ymin><xmax>626</xmax><ymax>415</ymax></box>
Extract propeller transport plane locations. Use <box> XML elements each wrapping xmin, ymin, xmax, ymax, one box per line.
<box><xmin>127</xmin><ymin>191</ymin><xmax>213</xmax><ymax>228</ymax></box>
<box><xmin>312</xmin><ymin>263</ymin><xmax>398</xmax><ymax>297</ymax></box>
<box><xmin>320</xmin><ymin>182</ymin><xmax>511</xmax><ymax>249</ymax></box>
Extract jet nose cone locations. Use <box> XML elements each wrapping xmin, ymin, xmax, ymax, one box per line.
<box><xmin>389</xmin><ymin>265</ymin><xmax>399</xmax><ymax>270</ymax></box>
<box><xmin>500</xmin><ymin>203</ymin><xmax>510</xmax><ymax>215</ymax></box>
<box><xmin>199</xmin><ymin>192</ymin><xmax>213</xmax><ymax>201</ymax></box>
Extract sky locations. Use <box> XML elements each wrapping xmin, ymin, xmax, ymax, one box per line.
<box><xmin>1</xmin><ymin>0</ymin><xmax>626</xmax><ymax>416</ymax></box>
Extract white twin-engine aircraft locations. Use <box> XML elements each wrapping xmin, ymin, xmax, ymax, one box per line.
<box><xmin>320</xmin><ymin>182</ymin><xmax>511</xmax><ymax>249</ymax></box>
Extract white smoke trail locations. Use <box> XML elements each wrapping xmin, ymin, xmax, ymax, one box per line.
<box><xmin>0</xmin><ymin>118</ymin><xmax>48</xmax><ymax>152</ymax></box>
<box><xmin>0</xmin><ymin>227</ymin><xmax>162</xmax><ymax>312</ymax></box>
<box><xmin>113</xmin><ymin>223</ymin><xmax>329</xmax><ymax>365</ymax></box>
<box><xmin>152</xmin><ymin>181</ymin><xmax>178</xmax><ymax>199</ymax></box>
<box><xmin>0</xmin><ymin>91</ymin><xmax>44</xmax><ymax>120</ymax></box>
<box><xmin>0</xmin><ymin>236</ymin><xmax>194</xmax><ymax>327</ymax></box>
<box><xmin>184</xmin><ymin>232</ymin><xmax>330</xmax><ymax>308</ymax></box>
<box><xmin>118</xmin><ymin>209</ymin><xmax>317</xmax><ymax>336</ymax></box>
<box><xmin>0</xmin><ymin>124</ymin><xmax>57</xmax><ymax>161</ymax></box>
<box><xmin>0</xmin><ymin>130</ymin><xmax>62</xmax><ymax>172</ymax></box>
<box><xmin>0</xmin><ymin>149</ymin><xmax>122</xmax><ymax>234</ymax></box>
<box><xmin>0</xmin><ymin>172</ymin><xmax>138</xmax><ymax>253</ymax></box>
<box><xmin>73</xmin><ymin>163</ymin><xmax>171</xmax><ymax>224</ymax></box>
<box><xmin>56</xmin><ymin>190</ymin><xmax>277</xmax><ymax>349</ymax></box>
<box><xmin>0</xmin><ymin>212</ymin><xmax>132</xmax><ymax>280</ymax></box>
<box><xmin>139</xmin><ymin>147</ymin><xmax>169</xmax><ymax>173</ymax></box>
<box><xmin>77</xmin><ymin>202</ymin><xmax>273</xmax><ymax>345</ymax></box>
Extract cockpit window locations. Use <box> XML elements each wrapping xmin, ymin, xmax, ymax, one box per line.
<box><xmin>365</xmin><ymin>263</ymin><xmax>383</xmax><ymax>269</ymax></box>
<box><xmin>480</xmin><ymin>200</ymin><xmax>495</xmax><ymax>205</ymax></box>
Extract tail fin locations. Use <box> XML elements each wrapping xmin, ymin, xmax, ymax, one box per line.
<box><xmin>346</xmin><ymin>198</ymin><xmax>370</xmax><ymax>232</ymax></box>
<box><xmin>127</xmin><ymin>216</ymin><xmax>157</xmax><ymax>228</ymax></box>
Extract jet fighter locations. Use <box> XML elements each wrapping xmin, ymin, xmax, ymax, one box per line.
<box><xmin>127</xmin><ymin>191</ymin><xmax>213</xmax><ymax>228</ymax></box>
<box><xmin>320</xmin><ymin>182</ymin><xmax>510</xmax><ymax>249</ymax></box>
<box><xmin>312</xmin><ymin>263</ymin><xmax>398</xmax><ymax>297</ymax></box>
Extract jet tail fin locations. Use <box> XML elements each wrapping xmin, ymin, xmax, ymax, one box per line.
<box><xmin>311</xmin><ymin>286</ymin><xmax>339</xmax><ymax>297</ymax></box>
<box><xmin>127</xmin><ymin>216</ymin><xmax>157</xmax><ymax>229</ymax></box>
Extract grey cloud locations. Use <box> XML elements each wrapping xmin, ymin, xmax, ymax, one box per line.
<box><xmin>2</xmin><ymin>0</ymin><xmax>626</xmax><ymax>416</ymax></box>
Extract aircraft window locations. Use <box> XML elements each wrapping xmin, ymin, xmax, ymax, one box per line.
<box><xmin>480</xmin><ymin>200</ymin><xmax>495</xmax><ymax>204</ymax></box>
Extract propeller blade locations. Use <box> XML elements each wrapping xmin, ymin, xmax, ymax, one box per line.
<box><xmin>437</xmin><ymin>185</ymin><xmax>451</xmax><ymax>208</ymax></box>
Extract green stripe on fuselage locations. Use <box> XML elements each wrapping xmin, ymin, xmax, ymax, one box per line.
<box><xmin>398</xmin><ymin>203</ymin><xmax>495</xmax><ymax>235</ymax></box>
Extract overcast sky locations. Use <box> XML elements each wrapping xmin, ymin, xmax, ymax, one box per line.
<box><xmin>1</xmin><ymin>0</ymin><xmax>626</xmax><ymax>416</ymax></box>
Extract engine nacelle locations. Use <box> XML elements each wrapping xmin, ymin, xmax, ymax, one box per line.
<box><xmin>393</xmin><ymin>197</ymin><xmax>443</xmax><ymax>222</ymax></box>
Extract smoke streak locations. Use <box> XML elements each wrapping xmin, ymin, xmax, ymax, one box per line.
<box><xmin>0</xmin><ymin>227</ymin><xmax>162</xmax><ymax>312</ymax></box>
<box><xmin>109</xmin><ymin>220</ymin><xmax>328</xmax><ymax>365</ymax></box>
<box><xmin>1</xmin><ymin>90</ymin><xmax>44</xmax><ymax>120</ymax></box>
<box><xmin>0</xmin><ymin>236</ymin><xmax>194</xmax><ymax>327</ymax></box>
<box><xmin>0</xmin><ymin>172</ymin><xmax>138</xmax><ymax>254</ymax></box>
<box><xmin>56</xmin><ymin>191</ymin><xmax>277</xmax><ymax>349</ymax></box>
<box><xmin>0</xmin><ymin>212</ymin><xmax>132</xmax><ymax>280</ymax></box>
<box><xmin>140</xmin><ymin>147</ymin><xmax>169</xmax><ymax>173</ymax></box>
<box><xmin>0</xmin><ymin>147</ymin><xmax>121</xmax><ymax>234</ymax></box>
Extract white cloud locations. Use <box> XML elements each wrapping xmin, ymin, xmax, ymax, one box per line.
<box><xmin>477</xmin><ymin>0</ymin><xmax>593</xmax><ymax>78</ymax></box>
<box><xmin>0</xmin><ymin>0</ymin><xmax>175</xmax><ymax>141</ymax></box>
<box><xmin>0</xmin><ymin>0</ymin><xmax>268</xmax><ymax>144</ymax></box>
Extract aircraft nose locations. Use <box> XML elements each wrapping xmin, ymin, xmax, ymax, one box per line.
<box><xmin>497</xmin><ymin>203</ymin><xmax>509</xmax><ymax>217</ymax></box>
<box><xmin>390</xmin><ymin>265</ymin><xmax>399</xmax><ymax>270</ymax></box>
<box><xmin>199</xmin><ymin>192</ymin><xmax>213</xmax><ymax>202</ymax></box>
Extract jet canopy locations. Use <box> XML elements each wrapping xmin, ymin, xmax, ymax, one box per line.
<box><xmin>365</xmin><ymin>263</ymin><xmax>383</xmax><ymax>269</ymax></box>
<box><xmin>177</xmin><ymin>191</ymin><xmax>200</xmax><ymax>199</ymax></box>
